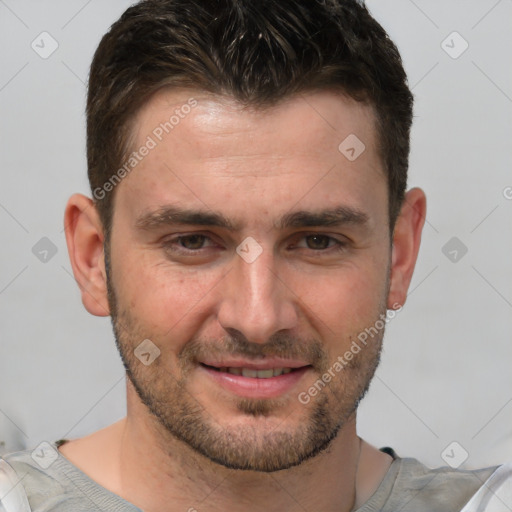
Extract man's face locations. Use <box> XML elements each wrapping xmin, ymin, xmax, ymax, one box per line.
<box><xmin>105</xmin><ymin>89</ymin><xmax>392</xmax><ymax>472</ymax></box>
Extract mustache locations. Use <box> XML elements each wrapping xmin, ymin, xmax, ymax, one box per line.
<box><xmin>179</xmin><ymin>329</ymin><xmax>330</xmax><ymax>372</ymax></box>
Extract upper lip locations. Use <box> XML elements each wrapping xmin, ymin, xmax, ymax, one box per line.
<box><xmin>199</xmin><ymin>358</ymin><xmax>311</xmax><ymax>370</ymax></box>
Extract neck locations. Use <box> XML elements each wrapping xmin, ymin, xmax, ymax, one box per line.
<box><xmin>59</xmin><ymin>381</ymin><xmax>395</xmax><ymax>512</ymax></box>
<box><xmin>115</xmin><ymin>382</ymin><xmax>362</xmax><ymax>512</ymax></box>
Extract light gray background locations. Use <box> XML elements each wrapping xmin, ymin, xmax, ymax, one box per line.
<box><xmin>1</xmin><ymin>0</ymin><xmax>511</xmax><ymax>471</ymax></box>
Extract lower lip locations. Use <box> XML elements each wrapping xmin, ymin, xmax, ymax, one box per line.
<box><xmin>199</xmin><ymin>364</ymin><xmax>311</xmax><ymax>399</ymax></box>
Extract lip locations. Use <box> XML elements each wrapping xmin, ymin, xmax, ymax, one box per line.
<box><xmin>198</xmin><ymin>363</ymin><xmax>312</xmax><ymax>399</ymax></box>
<box><xmin>198</xmin><ymin>357</ymin><xmax>310</xmax><ymax>371</ymax></box>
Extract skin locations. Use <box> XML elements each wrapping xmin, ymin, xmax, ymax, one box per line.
<box><xmin>62</xmin><ymin>89</ymin><xmax>426</xmax><ymax>512</ymax></box>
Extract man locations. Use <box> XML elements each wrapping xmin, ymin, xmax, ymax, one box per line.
<box><xmin>0</xmin><ymin>0</ymin><xmax>508</xmax><ymax>511</ymax></box>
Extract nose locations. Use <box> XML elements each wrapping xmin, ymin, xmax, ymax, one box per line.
<box><xmin>217</xmin><ymin>243</ymin><xmax>298</xmax><ymax>344</ymax></box>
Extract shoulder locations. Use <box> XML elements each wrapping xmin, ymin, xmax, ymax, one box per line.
<box><xmin>397</xmin><ymin>455</ymin><xmax>498</xmax><ymax>490</ymax></box>
<box><xmin>1</xmin><ymin>443</ymin><xmax>68</xmax><ymax>511</ymax></box>
<box><xmin>1</xmin><ymin>440</ymin><xmax>141</xmax><ymax>512</ymax></box>
<box><xmin>0</xmin><ymin>455</ymin><xmax>32</xmax><ymax>512</ymax></box>
<box><xmin>383</xmin><ymin>453</ymin><xmax>501</xmax><ymax>512</ymax></box>
<box><xmin>460</xmin><ymin>461</ymin><xmax>512</xmax><ymax>512</ymax></box>
<box><xmin>359</xmin><ymin>447</ymin><xmax>504</xmax><ymax>512</ymax></box>
<box><xmin>1</xmin><ymin>441</ymin><xmax>100</xmax><ymax>512</ymax></box>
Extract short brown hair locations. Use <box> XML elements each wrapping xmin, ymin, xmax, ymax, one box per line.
<box><xmin>87</xmin><ymin>0</ymin><xmax>413</xmax><ymax>239</ymax></box>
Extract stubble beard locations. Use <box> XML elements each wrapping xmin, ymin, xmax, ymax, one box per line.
<box><xmin>104</xmin><ymin>241</ymin><xmax>386</xmax><ymax>472</ymax></box>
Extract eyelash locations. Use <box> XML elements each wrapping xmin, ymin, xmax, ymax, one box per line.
<box><xmin>163</xmin><ymin>234</ymin><xmax>218</xmax><ymax>254</ymax></box>
<box><xmin>161</xmin><ymin>233</ymin><xmax>347</xmax><ymax>256</ymax></box>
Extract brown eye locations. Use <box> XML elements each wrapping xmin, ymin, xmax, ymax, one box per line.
<box><xmin>179</xmin><ymin>234</ymin><xmax>207</xmax><ymax>250</ymax></box>
<box><xmin>305</xmin><ymin>234</ymin><xmax>331</xmax><ymax>250</ymax></box>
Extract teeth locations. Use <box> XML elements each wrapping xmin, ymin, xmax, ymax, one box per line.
<box><xmin>222</xmin><ymin>367</ymin><xmax>295</xmax><ymax>378</ymax></box>
<box><xmin>241</xmin><ymin>368</ymin><xmax>259</xmax><ymax>378</ymax></box>
<box><xmin>207</xmin><ymin>364</ymin><xmax>302</xmax><ymax>378</ymax></box>
<box><xmin>254</xmin><ymin>369</ymin><xmax>274</xmax><ymax>379</ymax></box>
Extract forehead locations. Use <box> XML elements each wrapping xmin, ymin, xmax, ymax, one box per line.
<box><xmin>114</xmin><ymin>88</ymin><xmax>386</xmax><ymax>229</ymax></box>
<box><xmin>131</xmin><ymin>88</ymin><xmax>379</xmax><ymax>159</ymax></box>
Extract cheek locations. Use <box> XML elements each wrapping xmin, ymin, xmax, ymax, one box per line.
<box><xmin>288</xmin><ymin>261</ymin><xmax>387</xmax><ymax>337</ymax></box>
<box><xmin>113</xmin><ymin>252</ymin><xmax>224</xmax><ymax>339</ymax></box>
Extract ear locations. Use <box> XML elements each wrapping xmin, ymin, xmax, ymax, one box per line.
<box><xmin>63</xmin><ymin>193</ymin><xmax>110</xmax><ymax>317</ymax></box>
<box><xmin>387</xmin><ymin>188</ymin><xmax>427</xmax><ymax>309</ymax></box>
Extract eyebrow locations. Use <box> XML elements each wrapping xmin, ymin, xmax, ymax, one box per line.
<box><xmin>278</xmin><ymin>206</ymin><xmax>369</xmax><ymax>229</ymax></box>
<box><xmin>134</xmin><ymin>205</ymin><xmax>369</xmax><ymax>231</ymax></box>
<box><xmin>135</xmin><ymin>207</ymin><xmax>237</xmax><ymax>231</ymax></box>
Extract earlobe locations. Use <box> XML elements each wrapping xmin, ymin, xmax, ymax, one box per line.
<box><xmin>387</xmin><ymin>188</ymin><xmax>427</xmax><ymax>309</ymax></box>
<box><xmin>63</xmin><ymin>193</ymin><xmax>111</xmax><ymax>317</ymax></box>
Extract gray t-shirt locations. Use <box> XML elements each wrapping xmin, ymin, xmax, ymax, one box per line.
<box><xmin>0</xmin><ymin>440</ymin><xmax>499</xmax><ymax>512</ymax></box>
